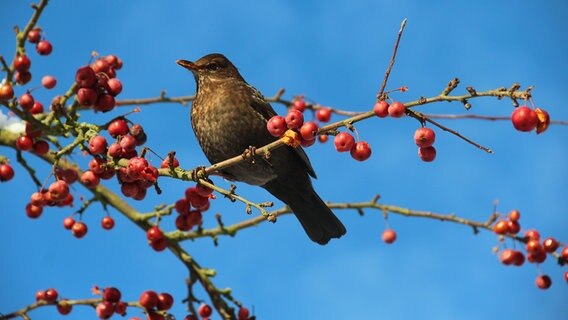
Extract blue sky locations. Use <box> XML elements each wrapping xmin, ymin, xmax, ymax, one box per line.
<box><xmin>1</xmin><ymin>1</ymin><xmax>567</xmax><ymax>319</ymax></box>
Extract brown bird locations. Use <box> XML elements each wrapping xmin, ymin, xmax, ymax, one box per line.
<box><xmin>176</xmin><ymin>53</ymin><xmax>346</xmax><ymax>244</ymax></box>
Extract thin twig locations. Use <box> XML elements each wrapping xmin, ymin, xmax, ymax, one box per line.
<box><xmin>377</xmin><ymin>18</ymin><xmax>407</xmax><ymax>100</ymax></box>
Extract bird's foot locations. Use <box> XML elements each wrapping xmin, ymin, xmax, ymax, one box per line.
<box><xmin>190</xmin><ymin>166</ymin><xmax>208</xmax><ymax>181</ymax></box>
<box><xmin>280</xmin><ymin>129</ymin><xmax>301</xmax><ymax>148</ymax></box>
<box><xmin>241</xmin><ymin>146</ymin><xmax>257</xmax><ymax>164</ymax></box>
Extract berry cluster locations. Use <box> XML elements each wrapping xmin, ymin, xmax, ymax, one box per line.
<box><xmin>15</xmin><ymin>123</ymin><xmax>50</xmax><ymax>154</ymax></box>
<box><xmin>35</xmin><ymin>288</ymin><xmax>73</xmax><ymax>315</ymax></box>
<box><xmin>267</xmin><ymin>97</ymin><xmax>372</xmax><ymax>161</ymax></box>
<box><xmin>26</xmin><ymin>176</ymin><xmax>75</xmax><ymax>219</ymax></box>
<box><xmin>493</xmin><ymin>210</ymin><xmax>567</xmax><ymax>289</ymax></box>
<box><xmin>94</xmin><ymin>287</ymin><xmax>130</xmax><ymax>319</ymax></box>
<box><xmin>136</xmin><ymin>290</ymin><xmax>174</xmax><ymax>320</ymax></box>
<box><xmin>86</xmin><ymin>118</ymin><xmax>153</xmax><ymax>200</ymax></box>
<box><xmin>511</xmin><ymin>106</ymin><xmax>550</xmax><ymax>134</ymax></box>
<box><xmin>173</xmin><ymin>184</ymin><xmax>213</xmax><ymax>232</ymax></box>
<box><xmin>373</xmin><ymin>100</ymin><xmax>406</xmax><ymax>118</ymax></box>
<box><xmin>414</xmin><ymin>127</ymin><xmax>436</xmax><ymax>162</ymax></box>
<box><xmin>146</xmin><ymin>226</ymin><xmax>168</xmax><ymax>251</ymax></box>
<box><xmin>76</xmin><ymin>55</ymin><xmax>123</xmax><ymax>112</ymax></box>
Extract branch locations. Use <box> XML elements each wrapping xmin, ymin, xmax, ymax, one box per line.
<box><xmin>377</xmin><ymin>18</ymin><xmax>407</xmax><ymax>100</ymax></box>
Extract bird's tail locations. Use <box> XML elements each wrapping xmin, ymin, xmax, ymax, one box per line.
<box><xmin>263</xmin><ymin>179</ymin><xmax>346</xmax><ymax>245</ymax></box>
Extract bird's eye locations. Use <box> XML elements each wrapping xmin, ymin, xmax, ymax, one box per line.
<box><xmin>206</xmin><ymin>62</ymin><xmax>220</xmax><ymax>71</ymax></box>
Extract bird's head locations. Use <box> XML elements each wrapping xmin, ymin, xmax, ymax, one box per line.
<box><xmin>176</xmin><ymin>53</ymin><xmax>244</xmax><ymax>87</ymax></box>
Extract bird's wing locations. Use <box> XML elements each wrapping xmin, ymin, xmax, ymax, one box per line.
<box><xmin>248</xmin><ymin>85</ymin><xmax>317</xmax><ymax>179</ymax></box>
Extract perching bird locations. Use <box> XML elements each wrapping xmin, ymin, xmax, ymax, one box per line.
<box><xmin>176</xmin><ymin>53</ymin><xmax>346</xmax><ymax>244</ymax></box>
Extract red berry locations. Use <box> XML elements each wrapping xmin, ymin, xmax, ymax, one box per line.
<box><xmin>524</xmin><ymin>229</ymin><xmax>540</xmax><ymax>241</ymax></box>
<box><xmin>150</xmin><ymin>236</ymin><xmax>168</xmax><ymax>251</ymax></box>
<box><xmin>292</xmin><ymin>99</ymin><xmax>306</xmax><ymax>112</ymax></box>
<box><xmin>238</xmin><ymin>307</ymin><xmax>250</xmax><ymax>320</ymax></box>
<box><xmin>161</xmin><ymin>155</ymin><xmax>180</xmax><ymax>169</ymax></box>
<box><xmin>129</xmin><ymin>124</ymin><xmax>147</xmax><ymax>146</ymax></box>
<box><xmin>350</xmin><ymin>141</ymin><xmax>372</xmax><ymax>161</ymax></box>
<box><xmin>15</xmin><ymin>71</ymin><xmax>32</xmax><ymax>85</ymax></box>
<box><xmin>382</xmin><ymin>229</ymin><xmax>397</xmax><ymax>244</ymax></box>
<box><xmin>316</xmin><ymin>107</ymin><xmax>332</xmax><ymax>122</ymax></box>
<box><xmin>285</xmin><ymin>109</ymin><xmax>304</xmax><ymax>129</ymax></box>
<box><xmin>318</xmin><ymin>134</ymin><xmax>328</xmax><ymax>143</ymax></box>
<box><xmin>36</xmin><ymin>40</ymin><xmax>53</xmax><ymax>55</ymax></box>
<box><xmin>108</xmin><ymin>119</ymin><xmax>129</xmax><ymax>137</ymax></box>
<box><xmin>35</xmin><ymin>290</ymin><xmax>46</xmax><ymax>301</ymax></box>
<box><xmin>63</xmin><ymin>217</ymin><xmax>75</xmax><ymax>230</ymax></box>
<box><xmin>373</xmin><ymin>100</ymin><xmax>389</xmax><ymax>118</ymax></box>
<box><xmin>49</xmin><ymin>180</ymin><xmax>70</xmax><ymax>201</ymax></box>
<box><xmin>30</xmin><ymin>101</ymin><xmax>44</xmax><ymax>114</ymax></box>
<box><xmin>95</xmin><ymin>94</ymin><xmax>115</xmax><ymax>112</ymax></box>
<box><xmin>72</xmin><ymin>222</ymin><xmax>88</xmax><ymax>238</ymax></box>
<box><xmin>418</xmin><ymin>146</ymin><xmax>436</xmax><ymax>162</ymax></box>
<box><xmin>560</xmin><ymin>246</ymin><xmax>568</xmax><ymax>260</ymax></box>
<box><xmin>196</xmin><ymin>183</ymin><xmax>214</xmax><ymax>197</ymax></box>
<box><xmin>511</xmin><ymin>106</ymin><xmax>538</xmax><ymax>132</ymax></box>
<box><xmin>527</xmin><ymin>250</ymin><xmax>547</xmax><ymax>264</ymax></box>
<box><xmin>299</xmin><ymin>121</ymin><xmax>319</xmax><ymax>141</ymax></box>
<box><xmin>32</xmin><ymin>140</ymin><xmax>49</xmax><ymax>155</ymax></box>
<box><xmin>14</xmin><ymin>55</ymin><xmax>31</xmax><ymax>72</ymax></box>
<box><xmin>57</xmin><ymin>300</ymin><xmax>73</xmax><ymax>315</ymax></box>
<box><xmin>56</xmin><ymin>168</ymin><xmax>78</xmax><ymax>184</ymax></box>
<box><xmin>107</xmin><ymin>78</ymin><xmax>123</xmax><ymax>96</ymax></box>
<box><xmin>508</xmin><ymin>209</ymin><xmax>520</xmax><ymax>222</ymax></box>
<box><xmin>0</xmin><ymin>163</ymin><xmax>15</xmax><ymax>181</ymax></box>
<box><xmin>157</xmin><ymin>292</ymin><xmax>174</xmax><ymax>310</ymax></box>
<box><xmin>30</xmin><ymin>192</ymin><xmax>45</xmax><ymax>207</ymax></box>
<box><xmin>147</xmin><ymin>226</ymin><xmax>164</xmax><ymax>241</ymax></box>
<box><xmin>121</xmin><ymin>182</ymin><xmax>139</xmax><ymax>198</ymax></box>
<box><xmin>16</xmin><ymin>136</ymin><xmax>33</xmax><ymax>151</ymax></box>
<box><xmin>103</xmin><ymin>287</ymin><xmax>121</xmax><ymax>303</ymax></box>
<box><xmin>101</xmin><ymin>216</ymin><xmax>115</xmax><ymax>230</ymax></box>
<box><xmin>175</xmin><ymin>198</ymin><xmax>190</xmax><ymax>214</ymax></box>
<box><xmin>512</xmin><ymin>250</ymin><xmax>525</xmax><ymax>266</ymax></box>
<box><xmin>542</xmin><ymin>237</ymin><xmax>559</xmax><ymax>253</ymax></box>
<box><xmin>388</xmin><ymin>101</ymin><xmax>405</xmax><ymax>118</ymax></box>
<box><xmin>492</xmin><ymin>220</ymin><xmax>509</xmax><ymax>235</ymax></box>
<box><xmin>80</xmin><ymin>170</ymin><xmax>100</xmax><ymax>188</ymax></box>
<box><xmin>26</xmin><ymin>203</ymin><xmax>42</xmax><ymax>218</ymax></box>
<box><xmin>76</xmin><ymin>88</ymin><xmax>97</xmax><ymax>107</ymax></box>
<box><xmin>119</xmin><ymin>135</ymin><xmax>136</xmax><ymax>151</ymax></box>
<box><xmin>41</xmin><ymin>75</ymin><xmax>57</xmax><ymax>89</ymax></box>
<box><xmin>92</xmin><ymin>59</ymin><xmax>110</xmax><ymax>74</ymax></box>
<box><xmin>506</xmin><ymin>220</ymin><xmax>520</xmax><ymax>234</ymax></box>
<box><xmin>44</xmin><ymin>288</ymin><xmax>58</xmax><ymax>303</ymax></box>
<box><xmin>19</xmin><ymin>93</ymin><xmax>35</xmax><ymax>111</ymax></box>
<box><xmin>499</xmin><ymin>249</ymin><xmax>516</xmax><ymax>265</ymax></box>
<box><xmin>414</xmin><ymin>127</ymin><xmax>436</xmax><ymax>147</ymax></box>
<box><xmin>534</xmin><ymin>108</ymin><xmax>551</xmax><ymax>134</ymax></box>
<box><xmin>267</xmin><ymin>115</ymin><xmax>287</xmax><ymax>137</ymax></box>
<box><xmin>75</xmin><ymin>66</ymin><xmax>97</xmax><ymax>88</ymax></box>
<box><xmin>96</xmin><ymin>301</ymin><xmax>115</xmax><ymax>319</ymax></box>
<box><xmin>198</xmin><ymin>303</ymin><xmax>213</xmax><ymax>317</ymax></box>
<box><xmin>115</xmin><ymin>301</ymin><xmax>127</xmax><ymax>315</ymax></box>
<box><xmin>89</xmin><ymin>135</ymin><xmax>108</xmax><ymax>155</ymax></box>
<box><xmin>0</xmin><ymin>84</ymin><xmax>15</xmax><ymax>100</ymax></box>
<box><xmin>139</xmin><ymin>290</ymin><xmax>159</xmax><ymax>310</ymax></box>
<box><xmin>535</xmin><ymin>275</ymin><xmax>552</xmax><ymax>289</ymax></box>
<box><xmin>27</xmin><ymin>28</ymin><xmax>41</xmax><ymax>43</ymax></box>
<box><xmin>334</xmin><ymin>132</ymin><xmax>355</xmax><ymax>152</ymax></box>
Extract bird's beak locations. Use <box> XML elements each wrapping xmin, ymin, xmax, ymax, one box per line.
<box><xmin>176</xmin><ymin>59</ymin><xmax>198</xmax><ymax>71</ymax></box>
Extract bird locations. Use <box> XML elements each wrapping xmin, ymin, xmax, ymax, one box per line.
<box><xmin>176</xmin><ymin>53</ymin><xmax>346</xmax><ymax>245</ymax></box>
